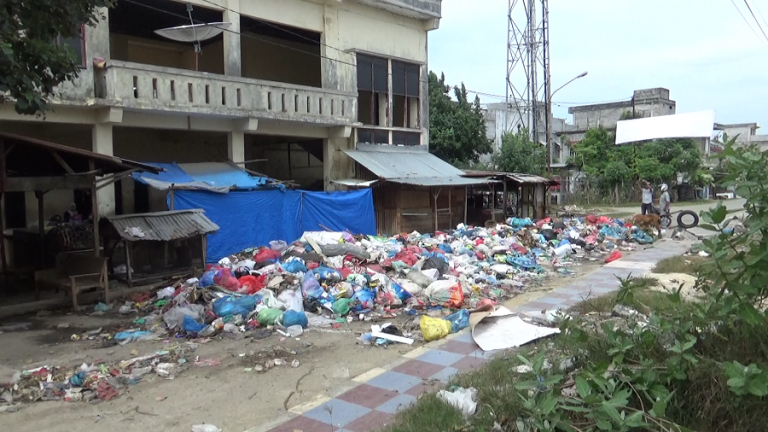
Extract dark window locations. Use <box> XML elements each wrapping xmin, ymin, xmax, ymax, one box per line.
<box><xmin>357</xmin><ymin>54</ymin><xmax>389</xmax><ymax>126</ymax></box>
<box><xmin>392</xmin><ymin>60</ymin><xmax>420</xmax><ymax>129</ymax></box>
<box><xmin>392</xmin><ymin>131</ymin><xmax>420</xmax><ymax>146</ymax></box>
<box><xmin>57</xmin><ymin>25</ymin><xmax>86</xmax><ymax>68</ymax></box>
<box><xmin>3</xmin><ymin>192</ymin><xmax>26</xmax><ymax>229</ymax></box>
<box><xmin>357</xmin><ymin>128</ymin><xmax>389</xmax><ymax>144</ymax></box>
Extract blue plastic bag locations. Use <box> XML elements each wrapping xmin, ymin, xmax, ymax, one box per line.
<box><xmin>200</xmin><ymin>269</ymin><xmax>218</xmax><ymax>288</ymax></box>
<box><xmin>283</xmin><ymin>310</ymin><xmax>309</xmax><ymax>328</ymax></box>
<box><xmin>315</xmin><ymin>266</ymin><xmax>342</xmax><ymax>281</ymax></box>
<box><xmin>282</xmin><ymin>260</ymin><xmax>308</xmax><ymax>274</ymax></box>
<box><xmin>445</xmin><ymin>309</ymin><xmax>470</xmax><ymax>333</ymax></box>
<box><xmin>213</xmin><ymin>295</ymin><xmax>257</xmax><ymax>317</ymax></box>
<box><xmin>352</xmin><ymin>289</ymin><xmax>376</xmax><ymax>312</ymax></box>
<box><xmin>438</xmin><ymin>244</ymin><xmax>453</xmax><ymax>254</ymax></box>
<box><xmin>182</xmin><ymin>315</ymin><xmax>206</xmax><ymax>333</ymax></box>
<box><xmin>391</xmin><ymin>281</ymin><xmax>412</xmax><ymax>302</ymax></box>
<box><xmin>115</xmin><ymin>330</ymin><xmax>153</xmax><ymax>342</ymax></box>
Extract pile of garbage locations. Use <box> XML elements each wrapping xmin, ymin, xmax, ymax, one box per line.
<box><xmin>1</xmin><ymin>214</ymin><xmax>657</xmax><ymax>407</ymax></box>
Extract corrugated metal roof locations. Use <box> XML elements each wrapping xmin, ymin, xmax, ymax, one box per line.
<box><xmin>331</xmin><ymin>178</ymin><xmax>379</xmax><ymax>187</ymax></box>
<box><xmin>463</xmin><ymin>170</ymin><xmax>558</xmax><ymax>185</ymax></box>
<box><xmin>105</xmin><ymin>209</ymin><xmax>220</xmax><ymax>242</ymax></box>
<box><xmin>343</xmin><ymin>144</ymin><xmax>498</xmax><ymax>187</ymax></box>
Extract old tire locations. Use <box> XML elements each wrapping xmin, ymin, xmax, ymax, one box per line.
<box><xmin>677</xmin><ymin>210</ymin><xmax>699</xmax><ymax>229</ymax></box>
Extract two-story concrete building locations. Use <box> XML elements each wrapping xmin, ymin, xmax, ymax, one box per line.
<box><xmin>0</xmin><ymin>0</ymin><xmax>441</xmax><ymax>227</ymax></box>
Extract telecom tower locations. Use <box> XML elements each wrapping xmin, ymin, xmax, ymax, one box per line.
<box><xmin>505</xmin><ymin>0</ymin><xmax>551</xmax><ymax>148</ymax></box>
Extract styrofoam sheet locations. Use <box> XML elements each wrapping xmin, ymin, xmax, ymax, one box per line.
<box><xmin>615</xmin><ymin>110</ymin><xmax>715</xmax><ymax>145</ymax></box>
<box><xmin>471</xmin><ymin>306</ymin><xmax>560</xmax><ymax>351</ymax></box>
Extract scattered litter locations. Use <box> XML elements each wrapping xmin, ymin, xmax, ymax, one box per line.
<box><xmin>191</xmin><ymin>425</ymin><xmax>221</xmax><ymax>432</ymax></box>
<box><xmin>437</xmin><ymin>386</ymin><xmax>478</xmax><ymax>417</ymax></box>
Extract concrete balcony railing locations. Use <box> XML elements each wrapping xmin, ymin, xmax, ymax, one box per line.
<box><xmin>95</xmin><ymin>60</ymin><xmax>357</xmax><ymax>126</ymax></box>
<box><xmin>355</xmin><ymin>0</ymin><xmax>441</xmax><ymax>19</ymax></box>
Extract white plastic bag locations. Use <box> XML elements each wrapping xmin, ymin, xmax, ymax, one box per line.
<box><xmin>421</xmin><ymin>268</ymin><xmax>439</xmax><ymax>281</ymax></box>
<box><xmin>191</xmin><ymin>425</ymin><xmax>222</xmax><ymax>432</ymax></box>
<box><xmin>437</xmin><ymin>387</ymin><xmax>477</xmax><ymax>417</ymax></box>
<box><xmin>398</xmin><ymin>279</ymin><xmax>423</xmax><ymax>296</ymax></box>
<box><xmin>277</xmin><ymin>288</ymin><xmax>304</xmax><ymax>312</ymax></box>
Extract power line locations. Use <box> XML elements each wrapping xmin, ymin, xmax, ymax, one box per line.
<box><xmin>742</xmin><ymin>0</ymin><xmax>768</xmax><ymax>41</ymax></box>
<box><xmin>728</xmin><ymin>0</ymin><xmax>768</xmax><ymax>44</ymax></box>
<box><xmin>755</xmin><ymin>0</ymin><xmax>768</xmax><ymax>30</ymax></box>
<box><xmin>467</xmin><ymin>89</ymin><xmax>630</xmax><ymax>106</ymax></box>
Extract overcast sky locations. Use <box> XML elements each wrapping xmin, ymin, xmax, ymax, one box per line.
<box><xmin>429</xmin><ymin>0</ymin><xmax>768</xmax><ymax>131</ymax></box>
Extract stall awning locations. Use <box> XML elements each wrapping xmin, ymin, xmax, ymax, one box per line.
<box><xmin>343</xmin><ymin>144</ymin><xmax>497</xmax><ymax>187</ymax></box>
<box><xmin>133</xmin><ymin>162</ymin><xmax>274</xmax><ymax>193</ymax></box>
<box><xmin>105</xmin><ymin>209</ymin><xmax>220</xmax><ymax>242</ymax></box>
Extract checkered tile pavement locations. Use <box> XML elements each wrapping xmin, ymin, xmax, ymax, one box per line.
<box><xmin>249</xmin><ymin>241</ymin><xmax>690</xmax><ymax>432</ymax></box>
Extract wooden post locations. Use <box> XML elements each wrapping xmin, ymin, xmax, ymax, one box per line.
<box><xmin>125</xmin><ymin>241</ymin><xmax>133</xmax><ymax>287</ymax></box>
<box><xmin>448</xmin><ymin>187</ymin><xmax>452</xmax><ymax>228</ymax></box>
<box><xmin>202</xmin><ymin>234</ymin><xmax>207</xmax><ymax>270</ymax></box>
<box><xmin>463</xmin><ymin>187</ymin><xmax>468</xmax><ymax>225</ymax></box>
<box><xmin>432</xmin><ymin>188</ymin><xmax>441</xmax><ymax>231</ymax></box>
<box><xmin>90</xmin><ymin>161</ymin><xmax>100</xmax><ymax>257</ymax></box>
<box><xmin>35</xmin><ymin>190</ymin><xmax>44</xmax><ymax>266</ymax></box>
<box><xmin>491</xmin><ymin>183</ymin><xmax>496</xmax><ymax>222</ymax></box>
<box><xmin>503</xmin><ymin>179</ymin><xmax>508</xmax><ymax>220</ymax></box>
<box><xmin>169</xmin><ymin>189</ymin><xmax>175</xmax><ymax>211</ymax></box>
<box><xmin>0</xmin><ymin>192</ymin><xmax>6</xmax><ymax>291</ymax></box>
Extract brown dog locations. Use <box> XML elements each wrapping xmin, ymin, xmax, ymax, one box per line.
<box><xmin>631</xmin><ymin>214</ymin><xmax>662</xmax><ymax>237</ymax></box>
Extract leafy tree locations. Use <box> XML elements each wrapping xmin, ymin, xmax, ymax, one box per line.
<box><xmin>0</xmin><ymin>0</ymin><xmax>115</xmax><ymax>115</ymax></box>
<box><xmin>428</xmin><ymin>71</ymin><xmax>492</xmax><ymax>165</ymax></box>
<box><xmin>493</xmin><ymin>129</ymin><xmax>547</xmax><ymax>175</ymax></box>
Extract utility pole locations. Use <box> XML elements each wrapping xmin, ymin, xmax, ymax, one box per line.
<box><xmin>542</xmin><ymin>0</ymin><xmax>551</xmax><ymax>174</ymax></box>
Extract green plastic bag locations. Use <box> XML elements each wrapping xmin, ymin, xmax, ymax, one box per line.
<box><xmin>257</xmin><ymin>308</ymin><xmax>283</xmax><ymax>326</ymax></box>
<box><xmin>333</xmin><ymin>298</ymin><xmax>352</xmax><ymax>316</ymax></box>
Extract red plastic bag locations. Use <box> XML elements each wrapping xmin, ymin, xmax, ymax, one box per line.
<box><xmin>238</xmin><ymin>274</ymin><xmax>266</xmax><ymax>294</ymax></box>
<box><xmin>214</xmin><ymin>268</ymin><xmax>241</xmax><ymax>291</ymax></box>
<box><xmin>597</xmin><ymin>216</ymin><xmax>611</xmax><ymax>225</ymax></box>
<box><xmin>253</xmin><ymin>247</ymin><xmax>280</xmax><ymax>264</ymax></box>
<box><xmin>586</xmin><ymin>215</ymin><xmax>598</xmax><ymax>224</ymax></box>
<box><xmin>446</xmin><ymin>283</ymin><xmax>465</xmax><ymax>308</ymax></box>
<box><xmin>536</xmin><ymin>217</ymin><xmax>551</xmax><ymax>228</ymax></box>
<box><xmin>605</xmin><ymin>251</ymin><xmax>622</xmax><ymax>263</ymax></box>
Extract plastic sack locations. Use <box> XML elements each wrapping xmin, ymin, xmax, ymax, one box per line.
<box><xmin>437</xmin><ymin>387</ymin><xmax>477</xmax><ymax>417</ymax></box>
<box><xmin>281</xmin><ymin>258</ymin><xmax>308</xmax><ymax>274</ymax></box>
<box><xmin>320</xmin><ymin>243</ymin><xmax>371</xmax><ymax>260</ymax></box>
<box><xmin>282</xmin><ymin>310</ymin><xmax>309</xmax><ymax>328</ymax></box>
<box><xmin>333</xmin><ymin>298</ymin><xmax>352</xmax><ymax>316</ymax></box>
<box><xmin>212</xmin><ymin>295</ymin><xmax>257</xmax><ymax>317</ymax></box>
<box><xmin>269</xmin><ymin>240</ymin><xmax>288</xmax><ymax>253</ymax></box>
<box><xmin>199</xmin><ymin>269</ymin><xmax>218</xmax><ymax>288</ymax></box>
<box><xmin>256</xmin><ymin>288</ymin><xmax>285</xmax><ymax>310</ymax></box>
<box><xmin>425</xmin><ymin>280</ymin><xmax>464</xmax><ymax>307</ymax></box>
<box><xmin>421</xmin><ymin>268</ymin><xmax>440</xmax><ymax>281</ymax></box>
<box><xmin>351</xmin><ymin>289</ymin><xmax>375</xmax><ymax>312</ymax></box>
<box><xmin>238</xmin><ymin>274</ymin><xmax>266</xmax><ymax>294</ymax></box>
<box><xmin>301</xmin><ymin>274</ymin><xmax>323</xmax><ymax>297</ymax></box>
<box><xmin>420</xmin><ymin>315</ymin><xmax>452</xmax><ymax>342</ymax></box>
<box><xmin>254</xmin><ymin>247</ymin><xmax>280</xmax><ymax>264</ymax></box>
<box><xmin>182</xmin><ymin>315</ymin><xmax>206</xmax><ymax>333</ymax></box>
<box><xmin>214</xmin><ymin>268</ymin><xmax>240</xmax><ymax>291</ymax></box>
<box><xmin>605</xmin><ymin>251</ymin><xmax>622</xmax><ymax>263</ymax></box>
<box><xmin>163</xmin><ymin>305</ymin><xmax>205</xmax><ymax>330</ymax></box>
<box><xmin>406</xmin><ymin>270</ymin><xmax>432</xmax><ymax>287</ymax></box>
<box><xmin>445</xmin><ymin>309</ymin><xmax>470</xmax><ymax>333</ymax></box>
<box><xmin>277</xmin><ymin>288</ymin><xmax>304</xmax><ymax>312</ymax></box>
<box><xmin>257</xmin><ymin>308</ymin><xmax>283</xmax><ymax>326</ymax></box>
<box><xmin>398</xmin><ymin>279</ymin><xmax>423</xmax><ymax>296</ymax></box>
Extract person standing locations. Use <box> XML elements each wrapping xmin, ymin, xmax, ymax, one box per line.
<box><xmin>659</xmin><ymin>183</ymin><xmax>671</xmax><ymax>215</ymax></box>
<box><xmin>640</xmin><ymin>180</ymin><xmax>653</xmax><ymax>215</ymax></box>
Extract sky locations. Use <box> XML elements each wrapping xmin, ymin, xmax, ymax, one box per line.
<box><xmin>428</xmin><ymin>0</ymin><xmax>768</xmax><ymax>131</ymax></box>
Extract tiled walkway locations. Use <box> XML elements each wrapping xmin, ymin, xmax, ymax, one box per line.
<box><xmin>249</xmin><ymin>240</ymin><xmax>690</xmax><ymax>432</ymax></box>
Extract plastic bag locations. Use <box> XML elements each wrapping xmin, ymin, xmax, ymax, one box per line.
<box><xmin>257</xmin><ymin>308</ymin><xmax>283</xmax><ymax>326</ymax></box>
<box><xmin>214</xmin><ymin>268</ymin><xmax>240</xmax><ymax>291</ymax></box>
<box><xmin>281</xmin><ymin>258</ymin><xmax>308</xmax><ymax>274</ymax></box>
<box><xmin>445</xmin><ymin>309</ymin><xmax>470</xmax><ymax>333</ymax></box>
<box><xmin>333</xmin><ymin>298</ymin><xmax>352</xmax><ymax>316</ymax></box>
<box><xmin>254</xmin><ymin>247</ymin><xmax>280</xmax><ymax>264</ymax></box>
<box><xmin>301</xmin><ymin>274</ymin><xmax>323</xmax><ymax>297</ymax></box>
<box><xmin>238</xmin><ymin>274</ymin><xmax>266</xmax><ymax>294</ymax></box>
<box><xmin>114</xmin><ymin>330</ymin><xmax>154</xmax><ymax>342</ymax></box>
<box><xmin>406</xmin><ymin>270</ymin><xmax>432</xmax><ymax>288</ymax></box>
<box><xmin>420</xmin><ymin>315</ymin><xmax>452</xmax><ymax>342</ymax></box>
<box><xmin>315</xmin><ymin>266</ymin><xmax>342</xmax><ymax>282</ymax></box>
<box><xmin>425</xmin><ymin>280</ymin><xmax>463</xmax><ymax>306</ymax></box>
<box><xmin>199</xmin><ymin>269</ymin><xmax>218</xmax><ymax>288</ymax></box>
<box><xmin>605</xmin><ymin>250</ymin><xmax>622</xmax><ymax>263</ymax></box>
<box><xmin>437</xmin><ymin>387</ymin><xmax>477</xmax><ymax>417</ymax></box>
<box><xmin>329</xmin><ymin>282</ymin><xmax>354</xmax><ymax>299</ymax></box>
<box><xmin>277</xmin><ymin>288</ymin><xmax>304</xmax><ymax>312</ymax></box>
<box><xmin>191</xmin><ymin>425</ymin><xmax>222</xmax><ymax>432</ymax></box>
<box><xmin>182</xmin><ymin>315</ymin><xmax>206</xmax><ymax>333</ymax></box>
<box><xmin>282</xmin><ymin>310</ymin><xmax>309</xmax><ymax>328</ymax></box>
<box><xmin>163</xmin><ymin>305</ymin><xmax>205</xmax><ymax>330</ymax></box>
<box><xmin>320</xmin><ymin>243</ymin><xmax>371</xmax><ymax>260</ymax></box>
<box><xmin>269</xmin><ymin>240</ymin><xmax>288</xmax><ymax>253</ymax></box>
<box><xmin>351</xmin><ymin>289</ymin><xmax>375</xmax><ymax>312</ymax></box>
<box><xmin>212</xmin><ymin>295</ymin><xmax>256</xmax><ymax>317</ymax></box>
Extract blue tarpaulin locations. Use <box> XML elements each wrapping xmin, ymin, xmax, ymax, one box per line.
<box><xmin>173</xmin><ymin>188</ymin><xmax>376</xmax><ymax>262</ymax></box>
<box><xmin>132</xmin><ymin>162</ymin><xmax>270</xmax><ymax>192</ymax></box>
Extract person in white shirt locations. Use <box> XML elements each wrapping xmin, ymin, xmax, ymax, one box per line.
<box><xmin>639</xmin><ymin>180</ymin><xmax>653</xmax><ymax>215</ymax></box>
<box><xmin>659</xmin><ymin>183</ymin><xmax>670</xmax><ymax>215</ymax></box>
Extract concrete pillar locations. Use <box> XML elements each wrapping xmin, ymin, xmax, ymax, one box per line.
<box><xmin>323</xmin><ymin>136</ymin><xmax>353</xmax><ymax>191</ymax></box>
<box><xmin>321</xmin><ymin>5</ymin><xmax>355</xmax><ymax>93</ymax></box>
<box><xmin>92</xmin><ymin>123</ymin><xmax>115</xmax><ymax>216</ymax></box>
<box><xmin>228</xmin><ymin>131</ymin><xmax>245</xmax><ymax>163</ymax></box>
<box><xmin>223</xmin><ymin>0</ymin><xmax>241</xmax><ymax>77</ymax></box>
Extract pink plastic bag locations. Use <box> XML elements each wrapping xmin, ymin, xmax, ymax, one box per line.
<box><xmin>214</xmin><ymin>268</ymin><xmax>240</xmax><ymax>291</ymax></box>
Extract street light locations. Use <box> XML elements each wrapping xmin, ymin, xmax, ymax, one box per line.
<box><xmin>547</xmin><ymin>71</ymin><xmax>588</xmax><ymax>174</ymax></box>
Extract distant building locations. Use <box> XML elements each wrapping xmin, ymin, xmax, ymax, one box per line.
<box><xmin>715</xmin><ymin>122</ymin><xmax>768</xmax><ymax>151</ymax></box>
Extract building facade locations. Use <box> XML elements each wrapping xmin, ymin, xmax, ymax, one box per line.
<box><xmin>0</xmin><ymin>0</ymin><xmax>441</xmax><ymax>227</ymax></box>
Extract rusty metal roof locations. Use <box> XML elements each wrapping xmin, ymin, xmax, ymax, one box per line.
<box><xmin>462</xmin><ymin>170</ymin><xmax>558</xmax><ymax>186</ymax></box>
<box><xmin>343</xmin><ymin>144</ymin><xmax>498</xmax><ymax>187</ymax></box>
<box><xmin>105</xmin><ymin>209</ymin><xmax>219</xmax><ymax>242</ymax></box>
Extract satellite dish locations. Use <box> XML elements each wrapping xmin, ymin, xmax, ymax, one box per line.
<box><xmin>153</xmin><ymin>3</ymin><xmax>231</xmax><ymax>71</ymax></box>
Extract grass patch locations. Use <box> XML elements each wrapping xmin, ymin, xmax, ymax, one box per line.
<box><xmin>653</xmin><ymin>255</ymin><xmax>709</xmax><ymax>275</ymax></box>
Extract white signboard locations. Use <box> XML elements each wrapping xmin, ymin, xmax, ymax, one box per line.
<box><xmin>615</xmin><ymin>110</ymin><xmax>715</xmax><ymax>145</ymax></box>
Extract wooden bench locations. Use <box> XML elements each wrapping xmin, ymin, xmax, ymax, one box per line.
<box><xmin>35</xmin><ymin>251</ymin><xmax>109</xmax><ymax>311</ymax></box>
